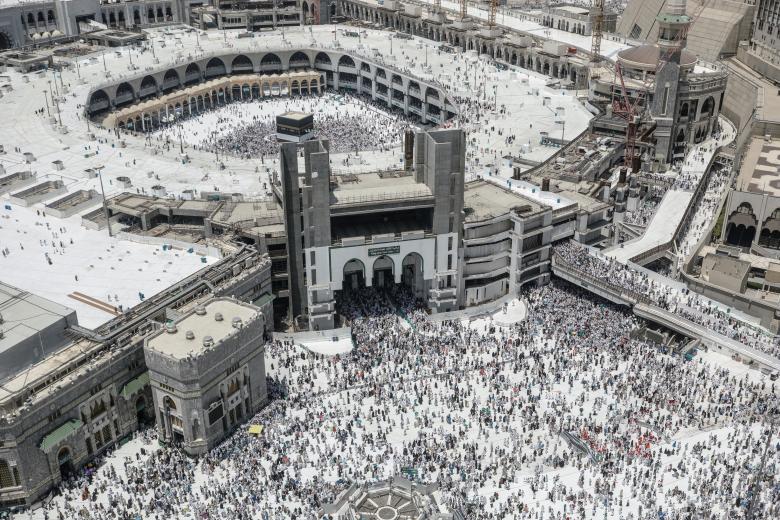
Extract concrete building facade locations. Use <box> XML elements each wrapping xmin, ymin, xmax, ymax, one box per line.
<box><xmin>144</xmin><ymin>298</ymin><xmax>269</xmax><ymax>455</ymax></box>
<box><xmin>0</xmin><ymin>0</ymin><xmax>186</xmax><ymax>50</ymax></box>
<box><xmin>617</xmin><ymin>0</ymin><xmax>755</xmax><ymax>63</ymax></box>
<box><xmin>338</xmin><ymin>0</ymin><xmax>591</xmax><ymax>89</ymax></box>
<box><xmin>741</xmin><ymin>0</ymin><xmax>780</xmax><ymax>83</ymax></box>
<box><xmin>0</xmin><ymin>248</ymin><xmax>272</xmax><ymax>507</ymax></box>
<box><xmin>278</xmin><ymin>129</ymin><xmax>465</xmax><ymax>331</ymax></box>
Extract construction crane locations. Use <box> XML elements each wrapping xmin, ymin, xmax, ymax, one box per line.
<box><xmin>459</xmin><ymin>0</ymin><xmax>467</xmax><ymax>21</ymax></box>
<box><xmin>433</xmin><ymin>0</ymin><xmax>441</xmax><ymax>9</ymax></box>
<box><xmin>590</xmin><ymin>0</ymin><xmax>605</xmax><ymax>63</ymax></box>
<box><xmin>612</xmin><ymin>62</ymin><xmax>645</xmax><ymax>169</ymax></box>
<box><xmin>613</xmin><ymin>0</ymin><xmax>708</xmax><ymax>170</ymax></box>
<box><xmin>488</xmin><ymin>0</ymin><xmax>498</xmax><ymax>27</ymax></box>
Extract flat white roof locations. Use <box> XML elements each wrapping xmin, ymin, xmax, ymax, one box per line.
<box><xmin>147</xmin><ymin>299</ymin><xmax>259</xmax><ymax>360</ymax></box>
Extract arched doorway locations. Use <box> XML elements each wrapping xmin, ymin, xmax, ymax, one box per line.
<box><xmin>343</xmin><ymin>259</ymin><xmax>365</xmax><ymax>291</ymax></box>
<box><xmin>401</xmin><ymin>253</ymin><xmax>424</xmax><ymax>297</ymax></box>
<box><xmin>135</xmin><ymin>395</ymin><xmax>149</xmax><ymax>425</ymax></box>
<box><xmin>372</xmin><ymin>255</ymin><xmax>395</xmax><ymax>289</ymax></box>
<box><xmin>0</xmin><ymin>32</ymin><xmax>11</xmax><ymax>50</ymax></box>
<box><xmin>57</xmin><ymin>447</ymin><xmax>74</xmax><ymax>479</ymax></box>
<box><xmin>163</xmin><ymin>396</ymin><xmax>184</xmax><ymax>443</ymax></box>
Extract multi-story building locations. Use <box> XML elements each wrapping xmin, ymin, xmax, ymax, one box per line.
<box><xmin>741</xmin><ymin>0</ymin><xmax>780</xmax><ymax>83</ymax></box>
<box><xmin>191</xmin><ymin>0</ymin><xmax>302</xmax><ymax>31</ymax></box>
<box><xmin>0</xmin><ymin>248</ymin><xmax>272</xmax><ymax>507</ymax></box>
<box><xmin>0</xmin><ymin>0</ymin><xmax>185</xmax><ymax>50</ymax></box>
<box><xmin>278</xmin><ymin>130</ymin><xmax>465</xmax><ymax>330</ymax></box>
<box><xmin>144</xmin><ymin>297</ymin><xmax>269</xmax><ymax>455</ymax></box>
<box><xmin>590</xmin><ymin>0</ymin><xmax>728</xmax><ymax>168</ymax></box>
<box><xmin>617</xmin><ymin>0</ymin><xmax>755</xmax><ymax>63</ymax></box>
<box><xmin>538</xmin><ymin>3</ymin><xmax>617</xmax><ymax>37</ymax></box>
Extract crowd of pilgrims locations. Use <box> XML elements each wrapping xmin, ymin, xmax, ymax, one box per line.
<box><xmin>555</xmin><ymin>241</ymin><xmax>780</xmax><ymax>359</ymax></box>
<box><xmin>151</xmin><ymin>92</ymin><xmax>414</xmax><ymax>159</ymax></box>
<box><xmin>25</xmin><ymin>279</ymin><xmax>780</xmax><ymax>520</ymax></box>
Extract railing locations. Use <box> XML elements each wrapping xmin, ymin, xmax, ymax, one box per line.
<box><xmin>332</xmin><ymin>189</ymin><xmax>432</xmax><ymax>206</ymax></box>
<box><xmin>551</xmin><ymin>253</ymin><xmax>653</xmax><ymax>306</ymax></box>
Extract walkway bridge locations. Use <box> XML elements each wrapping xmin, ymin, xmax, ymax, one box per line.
<box><xmin>603</xmin><ymin>118</ymin><xmax>736</xmax><ymax>267</ymax></box>
<box><xmin>551</xmin><ymin>255</ymin><xmax>780</xmax><ymax>371</ymax></box>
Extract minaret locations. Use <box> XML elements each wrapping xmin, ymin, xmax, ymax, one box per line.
<box><xmin>651</xmin><ymin>0</ymin><xmax>691</xmax><ymax>167</ymax></box>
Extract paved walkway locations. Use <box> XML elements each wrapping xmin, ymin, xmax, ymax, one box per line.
<box><xmin>604</xmin><ymin>117</ymin><xmax>736</xmax><ymax>264</ymax></box>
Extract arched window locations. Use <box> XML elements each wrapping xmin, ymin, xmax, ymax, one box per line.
<box><xmin>0</xmin><ymin>459</ymin><xmax>19</xmax><ymax>489</ymax></box>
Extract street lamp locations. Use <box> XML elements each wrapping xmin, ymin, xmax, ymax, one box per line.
<box><xmin>95</xmin><ymin>165</ymin><xmax>112</xmax><ymax>237</ymax></box>
<box><xmin>43</xmin><ymin>89</ymin><xmax>50</xmax><ymax>117</ymax></box>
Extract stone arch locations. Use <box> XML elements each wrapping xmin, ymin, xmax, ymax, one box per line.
<box><xmin>338</xmin><ymin>55</ymin><xmax>356</xmax><ymax>68</ymax></box>
<box><xmin>343</xmin><ymin>259</ymin><xmax>365</xmax><ymax>291</ymax></box>
<box><xmin>315</xmin><ymin>51</ymin><xmax>332</xmax><ymax>66</ymax></box>
<box><xmin>135</xmin><ymin>395</ymin><xmax>149</xmax><ymax>424</ymax></box>
<box><xmin>164</xmin><ymin>395</ymin><xmax>177</xmax><ymax>411</ymax></box>
<box><xmin>162</xmin><ymin>69</ymin><xmax>180</xmax><ymax>92</ymax></box>
<box><xmin>184</xmin><ymin>63</ymin><xmax>201</xmax><ymax>85</ymax></box>
<box><xmin>260</xmin><ymin>53</ymin><xmax>282</xmax><ymax>71</ymax></box>
<box><xmin>289</xmin><ymin>51</ymin><xmax>311</xmax><ymax>68</ymax></box>
<box><xmin>139</xmin><ymin>75</ymin><xmax>157</xmax><ymax>98</ymax></box>
<box><xmin>115</xmin><ymin>82</ymin><xmax>135</xmax><ymax>106</ymax></box>
<box><xmin>231</xmin><ymin>54</ymin><xmax>253</xmax><ymax>73</ymax></box>
<box><xmin>372</xmin><ymin>255</ymin><xmax>395</xmax><ymax>288</ymax></box>
<box><xmin>401</xmin><ymin>252</ymin><xmax>424</xmax><ymax>296</ymax></box>
<box><xmin>726</xmin><ymin>202</ymin><xmax>758</xmax><ymax>247</ymax></box>
<box><xmin>701</xmin><ymin>96</ymin><xmax>715</xmax><ymax>118</ymax></box>
<box><xmin>205</xmin><ymin>57</ymin><xmax>226</xmax><ymax>78</ymax></box>
<box><xmin>57</xmin><ymin>446</ymin><xmax>74</xmax><ymax>479</ymax></box>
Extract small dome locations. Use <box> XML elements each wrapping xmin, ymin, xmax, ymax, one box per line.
<box><xmin>617</xmin><ymin>44</ymin><xmax>697</xmax><ymax>72</ymax></box>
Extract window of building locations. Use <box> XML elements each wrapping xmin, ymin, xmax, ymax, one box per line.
<box><xmin>90</xmin><ymin>400</ymin><xmax>107</xmax><ymax>420</ymax></box>
<box><xmin>0</xmin><ymin>459</ymin><xmax>19</xmax><ymax>489</ymax></box>
<box><xmin>102</xmin><ymin>425</ymin><xmax>112</xmax><ymax>444</ymax></box>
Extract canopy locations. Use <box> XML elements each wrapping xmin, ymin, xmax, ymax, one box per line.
<box><xmin>120</xmin><ymin>372</ymin><xmax>150</xmax><ymax>399</ymax></box>
<box><xmin>40</xmin><ymin>419</ymin><xmax>83</xmax><ymax>452</ymax></box>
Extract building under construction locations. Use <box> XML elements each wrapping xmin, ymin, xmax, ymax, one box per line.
<box><xmin>589</xmin><ymin>0</ymin><xmax>728</xmax><ymax>170</ymax></box>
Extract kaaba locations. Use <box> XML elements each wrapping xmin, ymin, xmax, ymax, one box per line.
<box><xmin>276</xmin><ymin>112</ymin><xmax>314</xmax><ymax>142</ymax></box>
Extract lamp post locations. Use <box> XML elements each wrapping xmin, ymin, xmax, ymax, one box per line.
<box><xmin>95</xmin><ymin>165</ymin><xmax>112</xmax><ymax>237</ymax></box>
<box><xmin>54</xmin><ymin>95</ymin><xmax>62</xmax><ymax>127</ymax></box>
<box><xmin>51</xmin><ymin>71</ymin><xmax>59</xmax><ymax>97</ymax></box>
<box><xmin>43</xmin><ymin>89</ymin><xmax>50</xmax><ymax>117</ymax></box>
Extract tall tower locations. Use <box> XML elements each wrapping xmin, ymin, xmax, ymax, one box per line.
<box><xmin>650</xmin><ymin>0</ymin><xmax>691</xmax><ymax>167</ymax></box>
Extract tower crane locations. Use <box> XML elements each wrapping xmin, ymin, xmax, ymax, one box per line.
<box><xmin>590</xmin><ymin>0</ymin><xmax>605</xmax><ymax>64</ymax></box>
<box><xmin>488</xmin><ymin>0</ymin><xmax>498</xmax><ymax>27</ymax></box>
